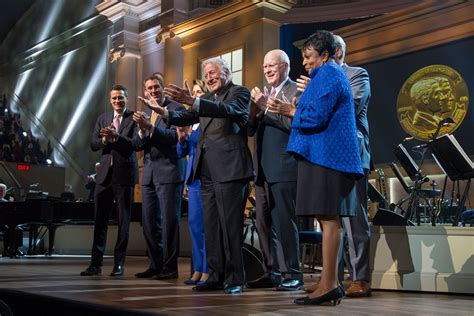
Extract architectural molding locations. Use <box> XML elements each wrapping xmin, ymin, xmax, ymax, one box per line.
<box><xmin>277</xmin><ymin>0</ymin><xmax>418</xmax><ymax>24</ymax></box>
<box><xmin>170</xmin><ymin>1</ymin><xmax>288</xmax><ymax>41</ymax></box>
<box><xmin>140</xmin><ymin>25</ymin><xmax>164</xmax><ymax>55</ymax></box>
<box><xmin>96</xmin><ymin>0</ymin><xmax>161</xmax><ymax>23</ymax></box>
<box><xmin>333</xmin><ymin>0</ymin><xmax>474</xmax><ymax>65</ymax></box>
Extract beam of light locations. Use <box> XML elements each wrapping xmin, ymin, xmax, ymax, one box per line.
<box><xmin>36</xmin><ymin>50</ymin><xmax>76</xmax><ymax>120</ymax></box>
<box><xmin>53</xmin><ymin>148</ymin><xmax>64</xmax><ymax>166</ymax></box>
<box><xmin>10</xmin><ymin>69</ymin><xmax>33</xmax><ymax>113</ymax></box>
<box><xmin>60</xmin><ymin>56</ymin><xmax>106</xmax><ymax>145</ymax></box>
<box><xmin>36</xmin><ymin>0</ymin><xmax>63</xmax><ymax>43</ymax></box>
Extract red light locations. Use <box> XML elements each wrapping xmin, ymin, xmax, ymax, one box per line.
<box><xmin>17</xmin><ymin>164</ymin><xmax>30</xmax><ymax>171</ymax></box>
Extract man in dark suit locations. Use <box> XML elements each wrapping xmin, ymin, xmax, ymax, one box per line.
<box><xmin>334</xmin><ymin>34</ymin><xmax>373</xmax><ymax>297</ymax></box>
<box><xmin>141</xmin><ymin>58</ymin><xmax>254</xmax><ymax>294</ymax></box>
<box><xmin>133</xmin><ymin>74</ymin><xmax>185</xmax><ymax>280</ymax></box>
<box><xmin>80</xmin><ymin>84</ymin><xmax>138</xmax><ymax>277</ymax></box>
<box><xmin>246</xmin><ymin>49</ymin><xmax>303</xmax><ymax>291</ymax></box>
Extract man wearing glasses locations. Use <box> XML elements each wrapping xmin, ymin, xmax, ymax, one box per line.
<box><xmin>246</xmin><ymin>49</ymin><xmax>303</xmax><ymax>291</ymax></box>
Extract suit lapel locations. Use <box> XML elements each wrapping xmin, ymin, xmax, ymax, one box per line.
<box><xmin>201</xmin><ymin>83</ymin><xmax>233</xmax><ymax>133</ymax></box>
<box><xmin>277</xmin><ymin>79</ymin><xmax>292</xmax><ymax>100</ymax></box>
<box><xmin>118</xmin><ymin>109</ymin><xmax>131</xmax><ymax>134</ymax></box>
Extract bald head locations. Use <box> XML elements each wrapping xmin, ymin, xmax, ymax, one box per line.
<box><xmin>333</xmin><ymin>34</ymin><xmax>346</xmax><ymax>65</ymax></box>
<box><xmin>263</xmin><ymin>49</ymin><xmax>290</xmax><ymax>87</ymax></box>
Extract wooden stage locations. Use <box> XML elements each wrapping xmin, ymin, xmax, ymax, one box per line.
<box><xmin>0</xmin><ymin>256</ymin><xmax>472</xmax><ymax>315</ymax></box>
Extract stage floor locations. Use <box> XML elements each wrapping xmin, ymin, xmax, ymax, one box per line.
<box><xmin>0</xmin><ymin>256</ymin><xmax>472</xmax><ymax>315</ymax></box>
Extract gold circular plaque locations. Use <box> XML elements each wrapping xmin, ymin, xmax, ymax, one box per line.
<box><xmin>396</xmin><ymin>65</ymin><xmax>469</xmax><ymax>141</ymax></box>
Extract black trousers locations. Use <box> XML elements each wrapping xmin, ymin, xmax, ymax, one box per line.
<box><xmin>91</xmin><ymin>178</ymin><xmax>133</xmax><ymax>267</ymax></box>
<box><xmin>255</xmin><ymin>181</ymin><xmax>301</xmax><ymax>280</ymax></box>
<box><xmin>200</xmin><ymin>160</ymin><xmax>249</xmax><ymax>286</ymax></box>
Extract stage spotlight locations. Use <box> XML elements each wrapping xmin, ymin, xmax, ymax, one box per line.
<box><xmin>36</xmin><ymin>50</ymin><xmax>76</xmax><ymax>120</ymax></box>
<box><xmin>60</xmin><ymin>54</ymin><xmax>106</xmax><ymax>145</ymax></box>
<box><xmin>53</xmin><ymin>148</ymin><xmax>65</xmax><ymax>167</ymax></box>
<box><xmin>10</xmin><ymin>69</ymin><xmax>33</xmax><ymax>113</ymax></box>
<box><xmin>36</xmin><ymin>0</ymin><xmax>63</xmax><ymax>43</ymax></box>
<box><xmin>4</xmin><ymin>108</ymin><xmax>8</xmax><ymax>113</ymax></box>
<box><xmin>46</xmin><ymin>159</ymin><xmax>52</xmax><ymax>165</ymax></box>
<box><xmin>22</xmin><ymin>131</ymin><xmax>28</xmax><ymax>137</ymax></box>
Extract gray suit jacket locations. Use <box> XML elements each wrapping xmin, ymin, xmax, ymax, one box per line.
<box><xmin>248</xmin><ymin>78</ymin><xmax>300</xmax><ymax>184</ymax></box>
<box><xmin>343</xmin><ymin>64</ymin><xmax>372</xmax><ymax>171</ymax></box>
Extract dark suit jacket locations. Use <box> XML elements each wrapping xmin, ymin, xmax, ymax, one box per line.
<box><xmin>167</xmin><ymin>82</ymin><xmax>254</xmax><ymax>183</ymax></box>
<box><xmin>342</xmin><ymin>64</ymin><xmax>373</xmax><ymax>171</ymax></box>
<box><xmin>248</xmin><ymin>79</ymin><xmax>300</xmax><ymax>184</ymax></box>
<box><xmin>90</xmin><ymin>108</ymin><xmax>138</xmax><ymax>186</ymax></box>
<box><xmin>136</xmin><ymin>100</ymin><xmax>185</xmax><ymax>185</ymax></box>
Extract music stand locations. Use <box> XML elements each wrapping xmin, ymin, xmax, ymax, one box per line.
<box><xmin>368</xmin><ymin>183</ymin><xmax>387</xmax><ymax>208</ymax></box>
<box><xmin>393</xmin><ymin>144</ymin><xmax>419</xmax><ymax>181</ymax></box>
<box><xmin>391</xmin><ymin>143</ymin><xmax>441</xmax><ymax>225</ymax></box>
<box><xmin>429</xmin><ymin>134</ymin><xmax>474</xmax><ymax>226</ymax></box>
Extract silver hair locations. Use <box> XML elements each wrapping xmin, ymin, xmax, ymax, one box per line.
<box><xmin>267</xmin><ymin>49</ymin><xmax>291</xmax><ymax>78</ymax></box>
<box><xmin>202</xmin><ymin>57</ymin><xmax>233</xmax><ymax>85</ymax></box>
<box><xmin>333</xmin><ymin>34</ymin><xmax>346</xmax><ymax>64</ymax></box>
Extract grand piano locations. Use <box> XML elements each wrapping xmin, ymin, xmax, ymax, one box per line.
<box><xmin>0</xmin><ymin>200</ymin><xmax>143</xmax><ymax>257</ymax></box>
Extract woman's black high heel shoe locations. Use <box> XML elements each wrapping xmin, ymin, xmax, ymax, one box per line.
<box><xmin>294</xmin><ymin>284</ymin><xmax>345</xmax><ymax>306</ymax></box>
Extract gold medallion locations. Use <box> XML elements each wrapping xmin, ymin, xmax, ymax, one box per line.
<box><xmin>396</xmin><ymin>65</ymin><xmax>468</xmax><ymax>141</ymax></box>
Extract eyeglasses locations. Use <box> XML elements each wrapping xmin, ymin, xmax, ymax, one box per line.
<box><xmin>262</xmin><ymin>62</ymin><xmax>286</xmax><ymax>70</ymax></box>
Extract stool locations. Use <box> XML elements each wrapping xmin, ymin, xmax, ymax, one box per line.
<box><xmin>299</xmin><ymin>231</ymin><xmax>322</xmax><ymax>271</ymax></box>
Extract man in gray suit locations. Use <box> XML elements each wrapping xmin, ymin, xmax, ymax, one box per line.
<box><xmin>334</xmin><ymin>34</ymin><xmax>372</xmax><ymax>297</ymax></box>
<box><xmin>141</xmin><ymin>58</ymin><xmax>254</xmax><ymax>294</ymax></box>
<box><xmin>246</xmin><ymin>49</ymin><xmax>303</xmax><ymax>291</ymax></box>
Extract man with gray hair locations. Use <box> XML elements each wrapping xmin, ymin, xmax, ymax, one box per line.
<box><xmin>140</xmin><ymin>58</ymin><xmax>254</xmax><ymax>294</ymax></box>
<box><xmin>246</xmin><ymin>49</ymin><xmax>303</xmax><ymax>291</ymax></box>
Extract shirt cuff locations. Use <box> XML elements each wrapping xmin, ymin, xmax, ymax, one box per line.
<box><xmin>162</xmin><ymin>107</ymin><xmax>170</xmax><ymax>120</ymax></box>
<box><xmin>192</xmin><ymin>97</ymin><xmax>200</xmax><ymax>112</ymax></box>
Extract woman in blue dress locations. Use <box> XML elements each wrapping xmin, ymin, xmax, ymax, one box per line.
<box><xmin>277</xmin><ymin>30</ymin><xmax>363</xmax><ymax>306</ymax></box>
<box><xmin>177</xmin><ymin>80</ymin><xmax>210</xmax><ymax>285</ymax></box>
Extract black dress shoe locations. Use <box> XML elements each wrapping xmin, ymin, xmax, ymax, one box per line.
<box><xmin>294</xmin><ymin>285</ymin><xmax>345</xmax><ymax>306</ymax></box>
<box><xmin>80</xmin><ymin>266</ymin><xmax>101</xmax><ymax>276</ymax></box>
<box><xmin>224</xmin><ymin>284</ymin><xmax>243</xmax><ymax>294</ymax></box>
<box><xmin>246</xmin><ymin>275</ymin><xmax>277</xmax><ymax>289</ymax></box>
<box><xmin>135</xmin><ymin>268</ymin><xmax>160</xmax><ymax>278</ymax></box>
<box><xmin>276</xmin><ymin>279</ymin><xmax>304</xmax><ymax>291</ymax></box>
<box><xmin>155</xmin><ymin>271</ymin><xmax>178</xmax><ymax>280</ymax></box>
<box><xmin>110</xmin><ymin>265</ymin><xmax>124</xmax><ymax>276</ymax></box>
<box><xmin>192</xmin><ymin>282</ymin><xmax>224</xmax><ymax>292</ymax></box>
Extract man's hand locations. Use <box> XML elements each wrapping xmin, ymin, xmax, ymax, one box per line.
<box><xmin>177</xmin><ymin>126</ymin><xmax>192</xmax><ymax>144</ymax></box>
<box><xmin>296</xmin><ymin>75</ymin><xmax>310</xmax><ymax>93</ymax></box>
<box><xmin>99</xmin><ymin>126</ymin><xmax>118</xmax><ymax>143</ymax></box>
<box><xmin>250</xmin><ymin>87</ymin><xmax>269</xmax><ymax>113</ymax></box>
<box><xmin>133</xmin><ymin>111</ymin><xmax>152</xmax><ymax>131</ymax></box>
<box><xmin>138</xmin><ymin>91</ymin><xmax>165</xmax><ymax>115</ymax></box>
<box><xmin>267</xmin><ymin>95</ymin><xmax>297</xmax><ymax>118</ymax></box>
<box><xmin>164</xmin><ymin>83</ymin><xmax>195</xmax><ymax>106</ymax></box>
